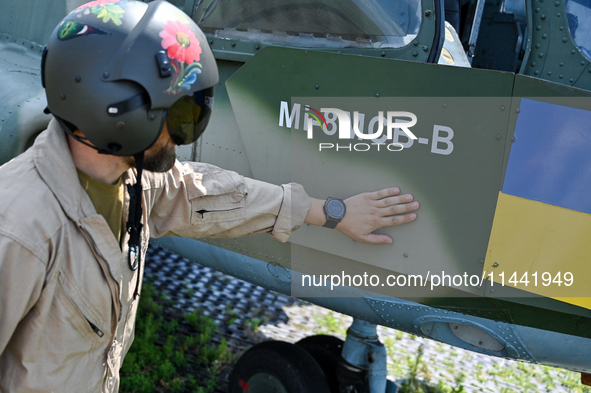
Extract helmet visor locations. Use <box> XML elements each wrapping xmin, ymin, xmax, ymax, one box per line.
<box><xmin>166</xmin><ymin>87</ymin><xmax>214</xmax><ymax>145</ymax></box>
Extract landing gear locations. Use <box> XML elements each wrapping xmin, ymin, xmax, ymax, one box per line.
<box><xmin>229</xmin><ymin>319</ymin><xmax>398</xmax><ymax>393</ymax></box>
<box><xmin>228</xmin><ymin>340</ymin><xmax>331</xmax><ymax>393</ymax></box>
<box><xmin>296</xmin><ymin>335</ymin><xmax>344</xmax><ymax>393</ymax></box>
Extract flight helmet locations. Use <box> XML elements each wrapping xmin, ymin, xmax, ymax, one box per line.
<box><xmin>42</xmin><ymin>0</ymin><xmax>218</xmax><ymax>156</ymax></box>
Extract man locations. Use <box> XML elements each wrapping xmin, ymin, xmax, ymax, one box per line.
<box><xmin>0</xmin><ymin>1</ymin><xmax>419</xmax><ymax>391</ymax></box>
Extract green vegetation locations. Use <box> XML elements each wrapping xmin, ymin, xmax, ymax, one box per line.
<box><xmin>119</xmin><ymin>282</ymin><xmax>234</xmax><ymax>393</ymax></box>
<box><xmin>312</xmin><ymin>309</ymin><xmax>348</xmax><ymax>336</ymax></box>
<box><xmin>380</xmin><ymin>328</ymin><xmax>591</xmax><ymax>393</ymax></box>
<box><xmin>310</xmin><ymin>307</ymin><xmax>591</xmax><ymax>393</ymax></box>
<box><xmin>119</xmin><ymin>289</ymin><xmax>591</xmax><ymax>393</ymax></box>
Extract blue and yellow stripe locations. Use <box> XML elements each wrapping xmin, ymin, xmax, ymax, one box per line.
<box><xmin>484</xmin><ymin>99</ymin><xmax>591</xmax><ymax>309</ymax></box>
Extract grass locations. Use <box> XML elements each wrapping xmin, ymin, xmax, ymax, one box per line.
<box><xmin>378</xmin><ymin>324</ymin><xmax>591</xmax><ymax>393</ymax></box>
<box><xmin>119</xmin><ymin>282</ymin><xmax>234</xmax><ymax>393</ymax></box>
<box><xmin>119</xmin><ymin>283</ymin><xmax>591</xmax><ymax>393</ymax></box>
<box><xmin>305</xmin><ymin>307</ymin><xmax>591</xmax><ymax>393</ymax></box>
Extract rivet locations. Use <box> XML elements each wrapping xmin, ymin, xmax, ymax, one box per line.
<box><xmin>75</xmin><ymin>76</ymin><xmax>81</xmax><ymax>82</ymax></box>
<box><xmin>381</xmin><ymin>51</ymin><xmax>386</xmax><ymax>57</ymax></box>
<box><xmin>231</xmin><ymin>42</ymin><xmax>236</xmax><ymax>47</ymax></box>
<box><xmin>60</xmin><ymin>93</ymin><xmax>66</xmax><ymax>100</ymax></box>
<box><xmin>588</xmin><ymin>68</ymin><xmax>591</xmax><ymax>73</ymax></box>
<box><xmin>535</xmin><ymin>7</ymin><xmax>540</xmax><ymax>12</ymax></box>
<box><xmin>562</xmin><ymin>37</ymin><xmax>568</xmax><ymax>43</ymax></box>
<box><xmin>534</xmin><ymin>70</ymin><xmax>540</xmax><ymax>75</ymax></box>
<box><xmin>572</xmin><ymin>49</ymin><xmax>577</xmax><ymax>54</ymax></box>
<box><xmin>116</xmin><ymin>121</ymin><xmax>125</xmax><ymax>129</ymax></box>
<box><xmin>560</xmin><ymin>26</ymin><xmax>564</xmax><ymax>30</ymax></box>
<box><xmin>535</xmin><ymin>44</ymin><xmax>541</xmax><ymax>49</ymax></box>
<box><xmin>559</xmin><ymin>74</ymin><xmax>564</xmax><ymax>78</ymax></box>
<box><xmin>480</xmin><ymin>259</ymin><xmax>484</xmax><ymax>264</ymax></box>
<box><xmin>541</xmin><ymin>14</ymin><xmax>546</xmax><ymax>19</ymax></box>
<box><xmin>423</xmin><ymin>45</ymin><xmax>428</xmax><ymax>52</ymax></box>
<box><xmin>413</xmin><ymin>41</ymin><xmax>419</xmax><ymax>46</ymax></box>
<box><xmin>536</xmin><ymin>25</ymin><xmax>542</xmax><ymax>31</ymax></box>
<box><xmin>542</xmin><ymin>34</ymin><xmax>548</xmax><ymax>39</ymax></box>
<box><xmin>404</xmin><ymin>252</ymin><xmax>409</xmax><ymax>258</ymax></box>
<box><xmin>496</xmin><ymin>134</ymin><xmax>501</xmax><ymax>140</ymax></box>
<box><xmin>547</xmin><ymin>71</ymin><xmax>552</xmax><ymax>75</ymax></box>
<box><xmin>424</xmin><ymin>9</ymin><xmax>432</xmax><ymax>17</ymax></box>
<box><xmin>538</xmin><ymin>52</ymin><xmax>545</xmax><ymax>58</ymax></box>
<box><xmin>569</xmin><ymin>78</ymin><xmax>574</xmax><ymax>83</ymax></box>
<box><xmin>531</xmin><ymin>61</ymin><xmax>536</xmax><ymax>67</ymax></box>
<box><xmin>254</xmin><ymin>44</ymin><xmax>260</xmax><ymax>50</ymax></box>
<box><xmin>511</xmin><ymin>137</ymin><xmax>517</xmax><ymax>142</ymax></box>
<box><xmin>555</xmin><ymin>1</ymin><xmax>560</xmax><ymax>6</ymax></box>
<box><xmin>500</xmin><ymin>105</ymin><xmax>505</xmax><ymax>111</ymax></box>
<box><xmin>102</xmin><ymin>72</ymin><xmax>109</xmax><ymax>79</ymax></box>
<box><xmin>557</xmin><ymin>12</ymin><xmax>561</xmax><ymax>17</ymax></box>
<box><xmin>515</xmin><ymin>108</ymin><xmax>521</xmax><ymax>113</ymax></box>
<box><xmin>375</xmin><ymin>93</ymin><xmax>380</xmax><ymax>97</ymax></box>
<box><xmin>490</xmin><ymin>288</ymin><xmax>495</xmax><ymax>293</ymax></box>
<box><xmin>412</xmin><ymin>50</ymin><xmax>418</xmax><ymax>56</ymax></box>
<box><xmin>582</xmin><ymin>61</ymin><xmax>586</xmax><ymax>66</ymax></box>
<box><xmin>442</xmin><ymin>103</ymin><xmax>447</xmax><ymax>108</ymax></box>
<box><xmin>315</xmin><ymin>84</ymin><xmax>319</xmax><ymax>89</ymax></box>
<box><xmin>560</xmin><ymin>62</ymin><xmax>564</xmax><ymax>66</ymax></box>
<box><xmin>209</xmin><ymin>40</ymin><xmax>213</xmax><ymax>45</ymax></box>
<box><xmin>149</xmin><ymin>113</ymin><xmax>156</xmax><ymax>120</ymax></box>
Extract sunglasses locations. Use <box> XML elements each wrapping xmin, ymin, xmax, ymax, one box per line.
<box><xmin>166</xmin><ymin>87</ymin><xmax>214</xmax><ymax>145</ymax></box>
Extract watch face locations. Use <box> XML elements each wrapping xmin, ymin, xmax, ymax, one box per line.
<box><xmin>326</xmin><ymin>199</ymin><xmax>346</xmax><ymax>219</ymax></box>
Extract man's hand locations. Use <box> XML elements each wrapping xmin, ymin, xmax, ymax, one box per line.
<box><xmin>304</xmin><ymin>187</ymin><xmax>419</xmax><ymax>244</ymax></box>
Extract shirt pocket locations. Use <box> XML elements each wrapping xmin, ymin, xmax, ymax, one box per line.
<box><xmin>186</xmin><ymin>169</ymin><xmax>247</xmax><ymax>224</ymax></box>
<box><xmin>58</xmin><ymin>269</ymin><xmax>107</xmax><ymax>339</ymax></box>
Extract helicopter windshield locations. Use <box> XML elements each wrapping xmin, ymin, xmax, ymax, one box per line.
<box><xmin>194</xmin><ymin>0</ymin><xmax>422</xmax><ymax>49</ymax></box>
<box><xmin>566</xmin><ymin>0</ymin><xmax>591</xmax><ymax>60</ymax></box>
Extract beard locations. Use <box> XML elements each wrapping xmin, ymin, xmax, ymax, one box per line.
<box><xmin>142</xmin><ymin>142</ymin><xmax>177</xmax><ymax>173</ymax></box>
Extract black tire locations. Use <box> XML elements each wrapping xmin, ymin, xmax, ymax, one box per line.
<box><xmin>296</xmin><ymin>335</ymin><xmax>344</xmax><ymax>393</ymax></box>
<box><xmin>229</xmin><ymin>340</ymin><xmax>331</xmax><ymax>393</ymax></box>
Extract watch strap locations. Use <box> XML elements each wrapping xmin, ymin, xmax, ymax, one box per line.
<box><xmin>323</xmin><ymin>217</ymin><xmax>340</xmax><ymax>229</ymax></box>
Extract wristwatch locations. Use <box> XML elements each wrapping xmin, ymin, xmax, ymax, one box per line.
<box><xmin>323</xmin><ymin>197</ymin><xmax>346</xmax><ymax>229</ymax></box>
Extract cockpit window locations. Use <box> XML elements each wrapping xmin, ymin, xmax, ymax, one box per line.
<box><xmin>566</xmin><ymin>0</ymin><xmax>591</xmax><ymax>60</ymax></box>
<box><xmin>194</xmin><ymin>0</ymin><xmax>422</xmax><ymax>49</ymax></box>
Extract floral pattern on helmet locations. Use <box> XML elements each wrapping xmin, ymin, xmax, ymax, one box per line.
<box><xmin>160</xmin><ymin>19</ymin><xmax>203</xmax><ymax>95</ymax></box>
<box><xmin>58</xmin><ymin>21</ymin><xmax>110</xmax><ymax>40</ymax></box>
<box><xmin>76</xmin><ymin>0</ymin><xmax>126</xmax><ymax>26</ymax></box>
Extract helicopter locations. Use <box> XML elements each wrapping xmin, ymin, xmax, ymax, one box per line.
<box><xmin>1</xmin><ymin>0</ymin><xmax>591</xmax><ymax>392</ymax></box>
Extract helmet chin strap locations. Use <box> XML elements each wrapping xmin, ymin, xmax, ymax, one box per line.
<box><xmin>56</xmin><ymin>112</ymin><xmax>146</xmax><ymax>297</ymax></box>
<box><xmin>53</xmin><ymin>114</ymin><xmax>123</xmax><ymax>155</ymax></box>
<box><xmin>127</xmin><ymin>151</ymin><xmax>144</xmax><ymax>299</ymax></box>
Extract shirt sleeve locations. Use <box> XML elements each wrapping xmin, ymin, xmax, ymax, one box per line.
<box><xmin>0</xmin><ymin>235</ymin><xmax>45</xmax><ymax>355</ymax></box>
<box><xmin>146</xmin><ymin>161</ymin><xmax>310</xmax><ymax>242</ymax></box>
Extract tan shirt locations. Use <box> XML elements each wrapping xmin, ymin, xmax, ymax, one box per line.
<box><xmin>0</xmin><ymin>118</ymin><xmax>310</xmax><ymax>392</ymax></box>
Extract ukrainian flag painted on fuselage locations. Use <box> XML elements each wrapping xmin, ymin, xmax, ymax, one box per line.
<box><xmin>485</xmin><ymin>98</ymin><xmax>591</xmax><ymax>309</ymax></box>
